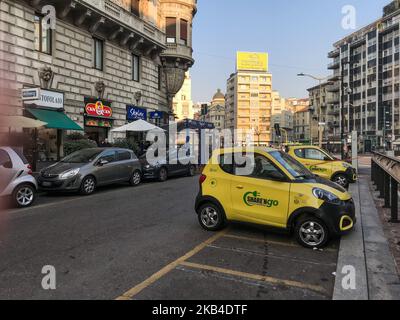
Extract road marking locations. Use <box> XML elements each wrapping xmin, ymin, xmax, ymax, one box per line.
<box><xmin>179</xmin><ymin>261</ymin><xmax>328</xmax><ymax>295</ymax></box>
<box><xmin>223</xmin><ymin>234</ymin><xmax>337</xmax><ymax>252</ymax></box>
<box><xmin>116</xmin><ymin>230</ymin><xmax>228</xmax><ymax>300</ymax></box>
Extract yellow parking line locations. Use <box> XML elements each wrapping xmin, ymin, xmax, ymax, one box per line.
<box><xmin>116</xmin><ymin>230</ymin><xmax>228</xmax><ymax>300</ymax></box>
<box><xmin>179</xmin><ymin>261</ymin><xmax>327</xmax><ymax>295</ymax></box>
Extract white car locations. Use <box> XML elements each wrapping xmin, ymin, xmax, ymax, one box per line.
<box><xmin>0</xmin><ymin>147</ymin><xmax>38</xmax><ymax>208</ymax></box>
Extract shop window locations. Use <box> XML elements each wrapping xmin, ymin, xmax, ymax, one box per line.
<box><xmin>180</xmin><ymin>19</ymin><xmax>188</xmax><ymax>45</ymax></box>
<box><xmin>34</xmin><ymin>14</ymin><xmax>52</xmax><ymax>55</ymax></box>
<box><xmin>93</xmin><ymin>38</ymin><xmax>104</xmax><ymax>71</ymax></box>
<box><xmin>132</xmin><ymin>54</ymin><xmax>140</xmax><ymax>82</ymax></box>
<box><xmin>166</xmin><ymin>17</ymin><xmax>177</xmax><ymax>43</ymax></box>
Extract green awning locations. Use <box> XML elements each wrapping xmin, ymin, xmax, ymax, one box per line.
<box><xmin>26</xmin><ymin>108</ymin><xmax>83</xmax><ymax>131</ymax></box>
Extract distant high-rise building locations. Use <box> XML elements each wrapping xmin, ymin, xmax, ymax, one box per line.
<box><xmin>225</xmin><ymin>52</ymin><xmax>273</xmax><ymax>145</ymax></box>
<box><xmin>327</xmin><ymin>0</ymin><xmax>400</xmax><ymax>151</ymax></box>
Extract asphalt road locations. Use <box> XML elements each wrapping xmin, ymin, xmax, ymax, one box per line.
<box><xmin>0</xmin><ymin>176</ymin><xmax>338</xmax><ymax>300</ymax></box>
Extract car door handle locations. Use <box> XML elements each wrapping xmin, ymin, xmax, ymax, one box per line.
<box><xmin>236</xmin><ymin>185</ymin><xmax>244</xmax><ymax>190</ymax></box>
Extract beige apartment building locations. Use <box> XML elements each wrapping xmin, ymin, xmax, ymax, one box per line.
<box><xmin>293</xmin><ymin>106</ymin><xmax>311</xmax><ymax>143</ymax></box>
<box><xmin>225</xmin><ymin>53</ymin><xmax>273</xmax><ymax>145</ymax></box>
<box><xmin>173</xmin><ymin>72</ymin><xmax>193</xmax><ymax>120</ymax></box>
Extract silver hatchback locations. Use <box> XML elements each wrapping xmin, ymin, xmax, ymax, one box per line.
<box><xmin>0</xmin><ymin>147</ymin><xmax>38</xmax><ymax>208</ymax></box>
<box><xmin>38</xmin><ymin>148</ymin><xmax>142</xmax><ymax>195</ymax></box>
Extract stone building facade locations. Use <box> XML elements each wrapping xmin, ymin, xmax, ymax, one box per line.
<box><xmin>0</xmin><ymin>0</ymin><xmax>196</xmax><ymax>161</ymax></box>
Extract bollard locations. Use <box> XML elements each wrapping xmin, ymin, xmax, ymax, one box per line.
<box><xmin>371</xmin><ymin>159</ymin><xmax>375</xmax><ymax>184</ymax></box>
<box><xmin>390</xmin><ymin>177</ymin><xmax>399</xmax><ymax>223</ymax></box>
<box><xmin>384</xmin><ymin>172</ymin><xmax>391</xmax><ymax>208</ymax></box>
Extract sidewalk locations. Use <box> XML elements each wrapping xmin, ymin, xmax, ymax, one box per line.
<box><xmin>333</xmin><ymin>167</ymin><xmax>400</xmax><ymax>300</ymax></box>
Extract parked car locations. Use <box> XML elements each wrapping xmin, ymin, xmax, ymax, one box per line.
<box><xmin>0</xmin><ymin>146</ymin><xmax>38</xmax><ymax>208</ymax></box>
<box><xmin>195</xmin><ymin>147</ymin><xmax>356</xmax><ymax>248</ymax></box>
<box><xmin>285</xmin><ymin>145</ymin><xmax>357</xmax><ymax>189</ymax></box>
<box><xmin>140</xmin><ymin>149</ymin><xmax>197</xmax><ymax>182</ymax></box>
<box><xmin>38</xmin><ymin>148</ymin><xmax>142</xmax><ymax>195</ymax></box>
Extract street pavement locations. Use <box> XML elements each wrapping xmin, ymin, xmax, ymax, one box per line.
<box><xmin>0</xmin><ymin>176</ymin><xmax>339</xmax><ymax>300</ymax></box>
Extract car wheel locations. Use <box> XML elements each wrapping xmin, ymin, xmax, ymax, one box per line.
<box><xmin>13</xmin><ymin>184</ymin><xmax>35</xmax><ymax>208</ymax></box>
<box><xmin>197</xmin><ymin>203</ymin><xmax>226</xmax><ymax>231</ymax></box>
<box><xmin>130</xmin><ymin>170</ymin><xmax>142</xmax><ymax>186</ymax></box>
<box><xmin>80</xmin><ymin>176</ymin><xmax>96</xmax><ymax>195</ymax></box>
<box><xmin>188</xmin><ymin>165</ymin><xmax>196</xmax><ymax>177</ymax></box>
<box><xmin>295</xmin><ymin>216</ymin><xmax>329</xmax><ymax>249</ymax></box>
<box><xmin>158</xmin><ymin>167</ymin><xmax>168</xmax><ymax>182</ymax></box>
<box><xmin>332</xmin><ymin>174</ymin><xmax>349</xmax><ymax>189</ymax></box>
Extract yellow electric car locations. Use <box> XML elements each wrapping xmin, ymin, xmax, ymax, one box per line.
<box><xmin>195</xmin><ymin>148</ymin><xmax>356</xmax><ymax>248</ymax></box>
<box><xmin>285</xmin><ymin>145</ymin><xmax>357</xmax><ymax>189</ymax></box>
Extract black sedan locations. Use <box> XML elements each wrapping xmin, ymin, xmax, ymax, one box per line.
<box><xmin>140</xmin><ymin>150</ymin><xmax>197</xmax><ymax>182</ymax></box>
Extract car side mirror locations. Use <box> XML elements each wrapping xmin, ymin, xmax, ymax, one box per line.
<box><xmin>97</xmin><ymin>159</ymin><xmax>109</xmax><ymax>166</ymax></box>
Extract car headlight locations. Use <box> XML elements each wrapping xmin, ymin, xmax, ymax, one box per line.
<box><xmin>59</xmin><ymin>168</ymin><xmax>80</xmax><ymax>180</ymax></box>
<box><xmin>312</xmin><ymin>188</ymin><xmax>341</xmax><ymax>205</ymax></box>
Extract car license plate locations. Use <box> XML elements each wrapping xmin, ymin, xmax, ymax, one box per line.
<box><xmin>42</xmin><ymin>182</ymin><xmax>52</xmax><ymax>187</ymax></box>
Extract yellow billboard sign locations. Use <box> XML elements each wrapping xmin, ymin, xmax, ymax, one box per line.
<box><xmin>237</xmin><ymin>52</ymin><xmax>268</xmax><ymax>72</ymax></box>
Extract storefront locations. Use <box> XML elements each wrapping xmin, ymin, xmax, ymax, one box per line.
<box><xmin>22</xmin><ymin>88</ymin><xmax>83</xmax><ymax>170</ymax></box>
<box><xmin>84</xmin><ymin>97</ymin><xmax>114</xmax><ymax>145</ymax></box>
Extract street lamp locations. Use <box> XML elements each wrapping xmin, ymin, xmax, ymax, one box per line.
<box><xmin>297</xmin><ymin>73</ymin><xmax>330</xmax><ymax>147</ymax></box>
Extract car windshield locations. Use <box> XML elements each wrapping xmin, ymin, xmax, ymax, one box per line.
<box><xmin>61</xmin><ymin>149</ymin><xmax>102</xmax><ymax>164</ymax></box>
<box><xmin>269</xmin><ymin>151</ymin><xmax>314</xmax><ymax>180</ymax></box>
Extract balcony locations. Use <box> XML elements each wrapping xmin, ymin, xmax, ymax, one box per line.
<box><xmin>326</xmin><ymin>96</ymin><xmax>340</xmax><ymax>104</ymax></box>
<box><xmin>326</xmin><ymin>83</ymin><xmax>340</xmax><ymax>92</ymax></box>
<box><xmin>328</xmin><ymin>48</ymin><xmax>340</xmax><ymax>58</ymax></box>
<box><xmin>328</xmin><ymin>60</ymin><xmax>340</xmax><ymax>70</ymax></box>
<box><xmin>162</xmin><ymin>43</ymin><xmax>194</xmax><ymax>64</ymax></box>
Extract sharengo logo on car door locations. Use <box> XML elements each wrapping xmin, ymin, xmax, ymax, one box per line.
<box><xmin>243</xmin><ymin>191</ymin><xmax>279</xmax><ymax>208</ymax></box>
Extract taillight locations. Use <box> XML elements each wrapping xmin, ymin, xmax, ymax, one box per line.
<box><xmin>199</xmin><ymin>174</ymin><xmax>207</xmax><ymax>185</ymax></box>
<box><xmin>27</xmin><ymin>164</ymin><xmax>33</xmax><ymax>175</ymax></box>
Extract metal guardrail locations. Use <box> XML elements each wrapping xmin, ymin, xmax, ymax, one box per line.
<box><xmin>371</xmin><ymin>152</ymin><xmax>400</xmax><ymax>223</ymax></box>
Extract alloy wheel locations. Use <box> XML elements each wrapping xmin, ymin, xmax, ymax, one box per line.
<box><xmin>200</xmin><ymin>207</ymin><xmax>219</xmax><ymax>228</ymax></box>
<box><xmin>299</xmin><ymin>221</ymin><xmax>325</xmax><ymax>247</ymax></box>
<box><xmin>16</xmin><ymin>187</ymin><xmax>34</xmax><ymax>206</ymax></box>
<box><xmin>132</xmin><ymin>171</ymin><xmax>141</xmax><ymax>185</ymax></box>
<box><xmin>83</xmin><ymin>178</ymin><xmax>95</xmax><ymax>194</ymax></box>
<box><xmin>334</xmin><ymin>175</ymin><xmax>347</xmax><ymax>187</ymax></box>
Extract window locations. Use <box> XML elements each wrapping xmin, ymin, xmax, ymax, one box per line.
<box><xmin>117</xmin><ymin>151</ymin><xmax>132</xmax><ymax>161</ymax></box>
<box><xmin>93</xmin><ymin>38</ymin><xmax>104</xmax><ymax>70</ymax></box>
<box><xmin>131</xmin><ymin>0</ymin><xmax>140</xmax><ymax>16</ymax></box>
<box><xmin>166</xmin><ymin>17</ymin><xmax>177</xmax><ymax>43</ymax></box>
<box><xmin>180</xmin><ymin>19</ymin><xmax>188</xmax><ymax>45</ymax></box>
<box><xmin>100</xmin><ymin>150</ymin><xmax>116</xmax><ymax>163</ymax></box>
<box><xmin>242</xmin><ymin>154</ymin><xmax>286</xmax><ymax>181</ymax></box>
<box><xmin>34</xmin><ymin>14</ymin><xmax>52</xmax><ymax>54</ymax></box>
<box><xmin>219</xmin><ymin>154</ymin><xmax>234</xmax><ymax>174</ymax></box>
<box><xmin>132</xmin><ymin>54</ymin><xmax>140</xmax><ymax>82</ymax></box>
<box><xmin>299</xmin><ymin>148</ymin><xmax>329</xmax><ymax>161</ymax></box>
<box><xmin>0</xmin><ymin>149</ymin><xmax>12</xmax><ymax>168</ymax></box>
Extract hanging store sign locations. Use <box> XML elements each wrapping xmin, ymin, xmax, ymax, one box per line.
<box><xmin>150</xmin><ymin>111</ymin><xmax>164</xmax><ymax>120</ymax></box>
<box><xmin>84</xmin><ymin>98</ymin><xmax>113</xmax><ymax>118</ymax></box>
<box><xmin>127</xmin><ymin>105</ymin><xmax>147</xmax><ymax>121</ymax></box>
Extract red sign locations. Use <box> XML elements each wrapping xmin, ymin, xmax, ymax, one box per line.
<box><xmin>85</xmin><ymin>100</ymin><xmax>113</xmax><ymax>118</ymax></box>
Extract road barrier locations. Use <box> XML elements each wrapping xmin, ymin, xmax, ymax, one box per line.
<box><xmin>371</xmin><ymin>152</ymin><xmax>400</xmax><ymax>223</ymax></box>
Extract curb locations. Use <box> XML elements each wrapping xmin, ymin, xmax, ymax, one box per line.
<box><xmin>333</xmin><ymin>174</ymin><xmax>400</xmax><ymax>300</ymax></box>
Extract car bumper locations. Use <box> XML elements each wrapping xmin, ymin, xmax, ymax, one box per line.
<box><xmin>37</xmin><ymin>175</ymin><xmax>82</xmax><ymax>192</ymax></box>
<box><xmin>345</xmin><ymin>167</ymin><xmax>357</xmax><ymax>183</ymax></box>
<box><xmin>142</xmin><ymin>167</ymin><xmax>160</xmax><ymax>179</ymax></box>
<box><xmin>319</xmin><ymin>199</ymin><xmax>356</xmax><ymax>236</ymax></box>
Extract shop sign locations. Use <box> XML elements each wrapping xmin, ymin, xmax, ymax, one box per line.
<box><xmin>85</xmin><ymin>98</ymin><xmax>113</xmax><ymax>118</ymax></box>
<box><xmin>24</xmin><ymin>89</ymin><xmax>64</xmax><ymax>110</ymax></box>
<box><xmin>150</xmin><ymin>111</ymin><xmax>164</xmax><ymax>120</ymax></box>
<box><xmin>21</xmin><ymin>88</ymin><xmax>40</xmax><ymax>101</ymax></box>
<box><xmin>85</xmin><ymin>118</ymin><xmax>113</xmax><ymax>128</ymax></box>
<box><xmin>127</xmin><ymin>105</ymin><xmax>147</xmax><ymax>121</ymax></box>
